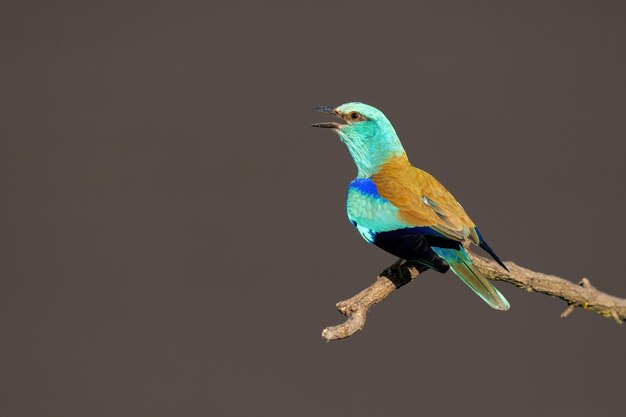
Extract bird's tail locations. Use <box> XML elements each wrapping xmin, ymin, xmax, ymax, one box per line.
<box><xmin>432</xmin><ymin>247</ymin><xmax>510</xmax><ymax>311</ymax></box>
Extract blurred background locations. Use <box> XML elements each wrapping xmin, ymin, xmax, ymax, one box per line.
<box><xmin>2</xmin><ymin>1</ymin><xmax>625</xmax><ymax>416</ymax></box>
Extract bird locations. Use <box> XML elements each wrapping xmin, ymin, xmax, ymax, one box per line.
<box><xmin>311</xmin><ymin>102</ymin><xmax>510</xmax><ymax>311</ymax></box>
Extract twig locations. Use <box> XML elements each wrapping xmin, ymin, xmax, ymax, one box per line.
<box><xmin>321</xmin><ymin>252</ymin><xmax>626</xmax><ymax>341</ymax></box>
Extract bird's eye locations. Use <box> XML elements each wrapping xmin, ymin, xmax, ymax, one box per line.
<box><xmin>350</xmin><ymin>112</ymin><xmax>360</xmax><ymax>120</ymax></box>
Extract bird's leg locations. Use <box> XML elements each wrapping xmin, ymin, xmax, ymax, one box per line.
<box><xmin>380</xmin><ymin>258</ymin><xmax>428</xmax><ymax>289</ymax></box>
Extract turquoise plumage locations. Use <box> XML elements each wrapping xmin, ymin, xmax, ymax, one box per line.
<box><xmin>313</xmin><ymin>102</ymin><xmax>510</xmax><ymax>311</ymax></box>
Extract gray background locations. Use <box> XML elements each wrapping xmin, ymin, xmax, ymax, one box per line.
<box><xmin>2</xmin><ymin>1</ymin><xmax>625</xmax><ymax>416</ymax></box>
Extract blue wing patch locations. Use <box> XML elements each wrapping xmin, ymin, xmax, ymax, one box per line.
<box><xmin>349</xmin><ymin>178</ymin><xmax>382</xmax><ymax>199</ymax></box>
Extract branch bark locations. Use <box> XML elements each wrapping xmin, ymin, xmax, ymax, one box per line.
<box><xmin>321</xmin><ymin>252</ymin><xmax>626</xmax><ymax>341</ymax></box>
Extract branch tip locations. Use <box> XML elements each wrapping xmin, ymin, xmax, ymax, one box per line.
<box><xmin>560</xmin><ymin>304</ymin><xmax>576</xmax><ymax>318</ymax></box>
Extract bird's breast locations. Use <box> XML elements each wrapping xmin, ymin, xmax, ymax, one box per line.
<box><xmin>346</xmin><ymin>179</ymin><xmax>411</xmax><ymax>234</ymax></box>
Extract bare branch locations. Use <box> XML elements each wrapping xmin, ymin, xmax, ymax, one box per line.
<box><xmin>321</xmin><ymin>252</ymin><xmax>626</xmax><ymax>341</ymax></box>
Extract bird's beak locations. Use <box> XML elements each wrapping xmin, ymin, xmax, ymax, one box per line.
<box><xmin>311</xmin><ymin>106</ymin><xmax>344</xmax><ymax>129</ymax></box>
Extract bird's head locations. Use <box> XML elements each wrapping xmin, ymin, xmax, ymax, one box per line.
<box><xmin>312</xmin><ymin>102</ymin><xmax>405</xmax><ymax>178</ymax></box>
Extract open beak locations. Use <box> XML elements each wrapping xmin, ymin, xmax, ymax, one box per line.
<box><xmin>311</xmin><ymin>106</ymin><xmax>344</xmax><ymax>129</ymax></box>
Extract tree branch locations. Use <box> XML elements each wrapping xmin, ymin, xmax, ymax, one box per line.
<box><xmin>321</xmin><ymin>252</ymin><xmax>626</xmax><ymax>341</ymax></box>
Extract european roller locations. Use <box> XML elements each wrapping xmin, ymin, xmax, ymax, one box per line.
<box><xmin>312</xmin><ymin>102</ymin><xmax>510</xmax><ymax>311</ymax></box>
